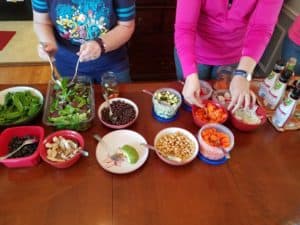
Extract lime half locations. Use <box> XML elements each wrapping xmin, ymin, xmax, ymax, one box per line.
<box><xmin>120</xmin><ymin>145</ymin><xmax>139</xmax><ymax>164</ymax></box>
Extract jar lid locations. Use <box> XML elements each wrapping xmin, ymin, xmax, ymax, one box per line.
<box><xmin>197</xmin><ymin>152</ymin><xmax>227</xmax><ymax>165</ymax></box>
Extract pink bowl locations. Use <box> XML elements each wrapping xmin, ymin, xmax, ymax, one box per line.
<box><xmin>98</xmin><ymin>97</ymin><xmax>139</xmax><ymax>129</ymax></box>
<box><xmin>198</xmin><ymin>123</ymin><xmax>235</xmax><ymax>160</ymax></box>
<box><xmin>230</xmin><ymin>106</ymin><xmax>267</xmax><ymax>132</ymax></box>
<box><xmin>0</xmin><ymin>126</ymin><xmax>44</xmax><ymax>168</ymax></box>
<box><xmin>192</xmin><ymin>100</ymin><xmax>228</xmax><ymax>127</ymax></box>
<box><xmin>40</xmin><ymin>130</ymin><xmax>84</xmax><ymax>169</ymax></box>
<box><xmin>183</xmin><ymin>80</ymin><xmax>213</xmax><ymax>107</ymax></box>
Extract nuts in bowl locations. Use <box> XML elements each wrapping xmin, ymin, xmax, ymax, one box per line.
<box><xmin>40</xmin><ymin>130</ymin><xmax>84</xmax><ymax>168</ymax></box>
<box><xmin>98</xmin><ymin>97</ymin><xmax>138</xmax><ymax>129</ymax></box>
<box><xmin>192</xmin><ymin>100</ymin><xmax>228</xmax><ymax>127</ymax></box>
<box><xmin>154</xmin><ymin>127</ymin><xmax>199</xmax><ymax>166</ymax></box>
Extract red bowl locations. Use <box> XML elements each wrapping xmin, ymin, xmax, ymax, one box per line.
<box><xmin>40</xmin><ymin>130</ymin><xmax>84</xmax><ymax>169</ymax></box>
<box><xmin>192</xmin><ymin>100</ymin><xmax>228</xmax><ymax>127</ymax></box>
<box><xmin>230</xmin><ymin>106</ymin><xmax>267</xmax><ymax>132</ymax></box>
<box><xmin>0</xmin><ymin>126</ymin><xmax>44</xmax><ymax>168</ymax></box>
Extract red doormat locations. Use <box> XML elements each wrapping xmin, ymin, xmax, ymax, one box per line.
<box><xmin>0</xmin><ymin>31</ymin><xmax>16</xmax><ymax>51</ymax></box>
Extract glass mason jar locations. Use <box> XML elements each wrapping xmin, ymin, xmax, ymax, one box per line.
<box><xmin>213</xmin><ymin>66</ymin><xmax>234</xmax><ymax>90</ymax></box>
<box><xmin>101</xmin><ymin>72</ymin><xmax>119</xmax><ymax>99</ymax></box>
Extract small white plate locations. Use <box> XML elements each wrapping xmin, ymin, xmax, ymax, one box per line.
<box><xmin>95</xmin><ymin>129</ymin><xmax>149</xmax><ymax>174</ymax></box>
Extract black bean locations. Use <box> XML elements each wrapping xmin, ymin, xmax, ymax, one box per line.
<box><xmin>8</xmin><ymin>135</ymin><xmax>39</xmax><ymax>158</ymax></box>
<box><xmin>101</xmin><ymin>100</ymin><xmax>136</xmax><ymax>125</ymax></box>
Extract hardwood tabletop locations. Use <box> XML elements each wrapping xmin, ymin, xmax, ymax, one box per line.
<box><xmin>0</xmin><ymin>81</ymin><xmax>300</xmax><ymax>225</ymax></box>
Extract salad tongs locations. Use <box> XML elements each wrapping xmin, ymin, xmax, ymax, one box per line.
<box><xmin>67</xmin><ymin>57</ymin><xmax>80</xmax><ymax>88</ymax></box>
<box><xmin>40</xmin><ymin>42</ymin><xmax>62</xmax><ymax>88</ymax></box>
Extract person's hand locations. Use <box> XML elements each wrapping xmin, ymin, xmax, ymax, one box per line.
<box><xmin>182</xmin><ymin>73</ymin><xmax>203</xmax><ymax>107</ymax></box>
<box><xmin>38</xmin><ymin>42</ymin><xmax>57</xmax><ymax>61</ymax></box>
<box><xmin>228</xmin><ymin>76</ymin><xmax>256</xmax><ymax>112</ymax></box>
<box><xmin>77</xmin><ymin>40</ymin><xmax>102</xmax><ymax>62</ymax></box>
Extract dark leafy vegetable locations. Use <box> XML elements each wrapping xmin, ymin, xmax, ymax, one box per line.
<box><xmin>47</xmin><ymin>78</ymin><xmax>93</xmax><ymax>130</ymax></box>
<box><xmin>0</xmin><ymin>91</ymin><xmax>42</xmax><ymax>125</ymax></box>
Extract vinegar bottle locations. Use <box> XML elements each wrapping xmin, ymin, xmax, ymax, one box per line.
<box><xmin>258</xmin><ymin>59</ymin><xmax>285</xmax><ymax>98</ymax></box>
<box><xmin>272</xmin><ymin>81</ymin><xmax>300</xmax><ymax>128</ymax></box>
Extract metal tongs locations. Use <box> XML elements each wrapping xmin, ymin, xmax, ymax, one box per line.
<box><xmin>40</xmin><ymin>42</ymin><xmax>62</xmax><ymax>88</ymax></box>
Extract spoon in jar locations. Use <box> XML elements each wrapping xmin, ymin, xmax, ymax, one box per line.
<box><xmin>0</xmin><ymin>138</ymin><xmax>38</xmax><ymax>161</ymax></box>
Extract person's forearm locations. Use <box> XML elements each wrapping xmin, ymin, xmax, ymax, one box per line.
<box><xmin>33</xmin><ymin>12</ymin><xmax>56</xmax><ymax>44</ymax></box>
<box><xmin>100</xmin><ymin>20</ymin><xmax>135</xmax><ymax>53</ymax></box>
<box><xmin>237</xmin><ymin>56</ymin><xmax>257</xmax><ymax>74</ymax></box>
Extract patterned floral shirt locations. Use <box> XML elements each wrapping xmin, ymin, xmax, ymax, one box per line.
<box><xmin>32</xmin><ymin>0</ymin><xmax>135</xmax><ymax>49</ymax></box>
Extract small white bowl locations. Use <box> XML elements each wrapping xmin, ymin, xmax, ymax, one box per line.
<box><xmin>98</xmin><ymin>97</ymin><xmax>139</xmax><ymax>129</ymax></box>
<box><xmin>154</xmin><ymin>127</ymin><xmax>199</xmax><ymax>166</ymax></box>
<box><xmin>0</xmin><ymin>86</ymin><xmax>44</xmax><ymax>126</ymax></box>
<box><xmin>198</xmin><ymin>123</ymin><xmax>234</xmax><ymax>160</ymax></box>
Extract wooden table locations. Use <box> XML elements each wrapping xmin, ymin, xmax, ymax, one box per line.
<box><xmin>0</xmin><ymin>82</ymin><xmax>300</xmax><ymax>225</ymax></box>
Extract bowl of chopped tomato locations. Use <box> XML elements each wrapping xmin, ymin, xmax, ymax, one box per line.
<box><xmin>192</xmin><ymin>100</ymin><xmax>228</xmax><ymax>127</ymax></box>
<box><xmin>198</xmin><ymin>123</ymin><xmax>234</xmax><ymax>161</ymax></box>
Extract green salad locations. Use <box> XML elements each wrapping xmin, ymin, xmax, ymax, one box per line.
<box><xmin>47</xmin><ymin>78</ymin><xmax>93</xmax><ymax>130</ymax></box>
<box><xmin>0</xmin><ymin>91</ymin><xmax>42</xmax><ymax>125</ymax></box>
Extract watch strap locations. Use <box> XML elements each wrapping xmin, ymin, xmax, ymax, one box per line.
<box><xmin>95</xmin><ymin>38</ymin><xmax>106</xmax><ymax>54</ymax></box>
<box><xmin>233</xmin><ymin>69</ymin><xmax>252</xmax><ymax>81</ymax></box>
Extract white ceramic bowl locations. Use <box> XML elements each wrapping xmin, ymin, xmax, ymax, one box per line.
<box><xmin>98</xmin><ymin>97</ymin><xmax>139</xmax><ymax>129</ymax></box>
<box><xmin>198</xmin><ymin>123</ymin><xmax>234</xmax><ymax>160</ymax></box>
<box><xmin>154</xmin><ymin>127</ymin><xmax>199</xmax><ymax>166</ymax></box>
<box><xmin>0</xmin><ymin>86</ymin><xmax>44</xmax><ymax>126</ymax></box>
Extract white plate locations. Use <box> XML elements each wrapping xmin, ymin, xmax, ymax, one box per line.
<box><xmin>96</xmin><ymin>129</ymin><xmax>149</xmax><ymax>174</ymax></box>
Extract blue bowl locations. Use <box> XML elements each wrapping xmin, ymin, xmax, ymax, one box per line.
<box><xmin>152</xmin><ymin>108</ymin><xmax>179</xmax><ymax>123</ymax></box>
<box><xmin>197</xmin><ymin>152</ymin><xmax>227</xmax><ymax>165</ymax></box>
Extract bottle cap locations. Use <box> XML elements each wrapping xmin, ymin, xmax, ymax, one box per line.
<box><xmin>286</xmin><ymin>57</ymin><xmax>297</xmax><ymax>71</ymax></box>
<box><xmin>274</xmin><ymin>59</ymin><xmax>285</xmax><ymax>72</ymax></box>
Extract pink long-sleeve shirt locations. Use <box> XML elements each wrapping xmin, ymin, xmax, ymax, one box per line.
<box><xmin>175</xmin><ymin>0</ymin><xmax>284</xmax><ymax>78</ymax></box>
<box><xmin>289</xmin><ymin>15</ymin><xmax>300</xmax><ymax>45</ymax></box>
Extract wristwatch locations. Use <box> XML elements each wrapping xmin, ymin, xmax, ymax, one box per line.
<box><xmin>233</xmin><ymin>69</ymin><xmax>252</xmax><ymax>81</ymax></box>
<box><xmin>95</xmin><ymin>37</ymin><xmax>106</xmax><ymax>54</ymax></box>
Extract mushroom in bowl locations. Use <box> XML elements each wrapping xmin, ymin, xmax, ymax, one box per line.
<box><xmin>40</xmin><ymin>130</ymin><xmax>85</xmax><ymax>168</ymax></box>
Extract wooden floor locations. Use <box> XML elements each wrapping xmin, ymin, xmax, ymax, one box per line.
<box><xmin>0</xmin><ymin>63</ymin><xmax>51</xmax><ymax>84</ymax></box>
